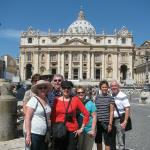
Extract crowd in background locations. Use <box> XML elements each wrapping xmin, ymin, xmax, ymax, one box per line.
<box><xmin>12</xmin><ymin>73</ymin><xmax>131</xmax><ymax>150</ymax></box>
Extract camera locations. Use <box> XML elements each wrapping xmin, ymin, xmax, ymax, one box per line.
<box><xmin>66</xmin><ymin>113</ymin><xmax>73</xmax><ymax>122</ymax></box>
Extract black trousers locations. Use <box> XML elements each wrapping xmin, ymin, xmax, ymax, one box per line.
<box><xmin>53</xmin><ymin>131</ymin><xmax>77</xmax><ymax>150</ymax></box>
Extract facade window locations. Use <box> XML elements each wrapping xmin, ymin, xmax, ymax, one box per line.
<box><xmin>95</xmin><ymin>54</ymin><xmax>101</xmax><ymax>62</ymax></box>
<box><xmin>51</xmin><ymin>53</ymin><xmax>57</xmax><ymax>61</ymax></box>
<box><xmin>83</xmin><ymin>54</ymin><xmax>87</xmax><ymax>61</ymax></box>
<box><xmin>64</xmin><ymin>54</ymin><xmax>69</xmax><ymax>61</ymax></box>
<box><xmin>73</xmin><ymin>54</ymin><xmax>79</xmax><ymax>61</ymax></box>
<box><xmin>96</xmin><ymin>39</ymin><xmax>100</xmax><ymax>43</ymax></box>
<box><xmin>73</xmin><ymin>68</ymin><xmax>78</xmax><ymax>79</ymax></box>
<box><xmin>28</xmin><ymin>38</ymin><xmax>32</xmax><ymax>43</ymax></box>
<box><xmin>42</xmin><ymin>39</ymin><xmax>45</xmax><ymax>43</ymax></box>
<box><xmin>52</xmin><ymin>68</ymin><xmax>56</xmax><ymax>75</ymax></box>
<box><xmin>27</xmin><ymin>53</ymin><xmax>31</xmax><ymax>61</ymax></box>
<box><xmin>108</xmin><ymin>39</ymin><xmax>111</xmax><ymax>44</ymax></box>
<box><xmin>83</xmin><ymin>72</ymin><xmax>87</xmax><ymax>79</ymax></box>
<box><xmin>65</xmin><ymin>72</ymin><xmax>68</xmax><ymax>79</ymax></box>
<box><xmin>95</xmin><ymin>69</ymin><xmax>100</xmax><ymax>79</ymax></box>
<box><xmin>122</xmin><ymin>38</ymin><xmax>126</xmax><ymax>44</ymax></box>
<box><xmin>84</xmin><ymin>39</ymin><xmax>87</xmax><ymax>42</ymax></box>
<box><xmin>52</xmin><ymin>39</ymin><xmax>57</xmax><ymax>43</ymax></box>
<box><xmin>121</xmin><ymin>53</ymin><xmax>127</xmax><ymax>61</ymax></box>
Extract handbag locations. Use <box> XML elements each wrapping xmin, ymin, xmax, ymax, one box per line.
<box><xmin>52</xmin><ymin>97</ymin><xmax>72</xmax><ymax>139</ymax></box>
<box><xmin>120</xmin><ymin>113</ymin><xmax>132</xmax><ymax>131</ymax></box>
<box><xmin>52</xmin><ymin>122</ymin><xmax>67</xmax><ymax>139</ymax></box>
<box><xmin>115</xmin><ymin>104</ymin><xmax>132</xmax><ymax>131</ymax></box>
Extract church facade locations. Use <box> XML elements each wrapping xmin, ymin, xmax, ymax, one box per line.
<box><xmin>20</xmin><ymin>10</ymin><xmax>134</xmax><ymax>85</ymax></box>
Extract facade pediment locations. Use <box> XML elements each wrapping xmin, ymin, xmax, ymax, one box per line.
<box><xmin>140</xmin><ymin>41</ymin><xmax>150</xmax><ymax>47</ymax></box>
<box><xmin>61</xmin><ymin>38</ymin><xmax>91</xmax><ymax>46</ymax></box>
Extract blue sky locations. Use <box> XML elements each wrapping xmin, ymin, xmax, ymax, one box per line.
<box><xmin>0</xmin><ymin>0</ymin><xmax>150</xmax><ymax>57</ymax></box>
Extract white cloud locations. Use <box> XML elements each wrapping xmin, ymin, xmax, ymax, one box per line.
<box><xmin>0</xmin><ymin>29</ymin><xmax>21</xmax><ymax>39</ymax></box>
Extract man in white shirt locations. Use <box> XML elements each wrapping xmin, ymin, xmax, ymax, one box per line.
<box><xmin>110</xmin><ymin>80</ymin><xmax>130</xmax><ymax>150</ymax></box>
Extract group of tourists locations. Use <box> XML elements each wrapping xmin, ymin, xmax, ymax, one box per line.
<box><xmin>22</xmin><ymin>73</ymin><xmax>131</xmax><ymax>150</ymax></box>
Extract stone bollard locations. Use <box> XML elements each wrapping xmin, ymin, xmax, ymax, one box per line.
<box><xmin>0</xmin><ymin>79</ymin><xmax>17</xmax><ymax>141</ymax></box>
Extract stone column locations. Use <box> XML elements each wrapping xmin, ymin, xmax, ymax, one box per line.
<box><xmin>61</xmin><ymin>52</ymin><xmax>64</xmax><ymax>76</ymax></box>
<box><xmin>33</xmin><ymin>51</ymin><xmax>39</xmax><ymax>74</ymax></box>
<box><xmin>68</xmin><ymin>52</ymin><xmax>72</xmax><ymax>80</ymax></box>
<box><xmin>102</xmin><ymin>53</ymin><xmax>105</xmax><ymax>79</ymax></box>
<box><xmin>79</xmin><ymin>52</ymin><xmax>83</xmax><ymax>80</ymax></box>
<box><xmin>91</xmin><ymin>52</ymin><xmax>94</xmax><ymax>80</ymax></box>
<box><xmin>57</xmin><ymin>53</ymin><xmax>61</xmax><ymax>74</ymax></box>
<box><xmin>46</xmin><ymin>51</ymin><xmax>50</xmax><ymax>71</ymax></box>
<box><xmin>87</xmin><ymin>52</ymin><xmax>91</xmax><ymax>79</ymax></box>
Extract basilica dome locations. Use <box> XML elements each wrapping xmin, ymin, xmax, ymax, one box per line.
<box><xmin>66</xmin><ymin>10</ymin><xmax>96</xmax><ymax>35</ymax></box>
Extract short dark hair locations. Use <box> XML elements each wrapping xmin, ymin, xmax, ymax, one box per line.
<box><xmin>99</xmin><ymin>80</ymin><xmax>109</xmax><ymax>89</ymax></box>
<box><xmin>31</xmin><ymin>74</ymin><xmax>41</xmax><ymax>83</ymax></box>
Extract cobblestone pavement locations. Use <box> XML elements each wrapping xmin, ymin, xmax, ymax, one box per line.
<box><xmin>0</xmin><ymin>137</ymin><xmax>24</xmax><ymax>150</ymax></box>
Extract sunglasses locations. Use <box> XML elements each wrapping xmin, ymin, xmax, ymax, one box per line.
<box><xmin>77</xmin><ymin>92</ymin><xmax>85</xmax><ymax>94</ymax></box>
<box><xmin>53</xmin><ymin>79</ymin><xmax>62</xmax><ymax>82</ymax></box>
<box><xmin>38</xmin><ymin>86</ymin><xmax>47</xmax><ymax>90</ymax></box>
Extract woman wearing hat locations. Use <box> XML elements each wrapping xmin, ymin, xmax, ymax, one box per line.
<box><xmin>51</xmin><ymin>80</ymin><xmax>89</xmax><ymax>150</ymax></box>
<box><xmin>24</xmin><ymin>80</ymin><xmax>52</xmax><ymax>150</ymax></box>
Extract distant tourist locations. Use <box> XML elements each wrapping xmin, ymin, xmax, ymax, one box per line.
<box><xmin>23</xmin><ymin>73</ymin><xmax>41</xmax><ymax>115</ymax></box>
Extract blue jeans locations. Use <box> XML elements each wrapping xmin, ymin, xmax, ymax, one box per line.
<box><xmin>26</xmin><ymin>133</ymin><xmax>48</xmax><ymax>150</ymax></box>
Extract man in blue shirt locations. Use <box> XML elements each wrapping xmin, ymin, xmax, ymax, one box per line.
<box><xmin>47</xmin><ymin>74</ymin><xmax>64</xmax><ymax>108</ymax></box>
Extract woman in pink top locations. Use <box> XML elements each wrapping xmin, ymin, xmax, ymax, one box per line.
<box><xmin>51</xmin><ymin>80</ymin><xmax>89</xmax><ymax>150</ymax></box>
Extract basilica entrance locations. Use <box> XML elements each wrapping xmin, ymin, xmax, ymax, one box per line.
<box><xmin>26</xmin><ymin>64</ymin><xmax>32</xmax><ymax>79</ymax></box>
<box><xmin>120</xmin><ymin>65</ymin><xmax>127</xmax><ymax>81</ymax></box>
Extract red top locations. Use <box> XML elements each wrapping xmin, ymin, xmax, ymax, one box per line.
<box><xmin>51</xmin><ymin>96</ymin><xmax>89</xmax><ymax>132</ymax></box>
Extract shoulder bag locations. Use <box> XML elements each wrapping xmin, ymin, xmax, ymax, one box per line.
<box><xmin>115</xmin><ymin>104</ymin><xmax>132</xmax><ymax>131</ymax></box>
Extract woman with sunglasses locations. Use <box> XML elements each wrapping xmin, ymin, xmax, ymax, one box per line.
<box><xmin>76</xmin><ymin>86</ymin><xmax>97</xmax><ymax>150</ymax></box>
<box><xmin>51</xmin><ymin>81</ymin><xmax>89</xmax><ymax>150</ymax></box>
<box><xmin>24</xmin><ymin>80</ymin><xmax>52</xmax><ymax>150</ymax></box>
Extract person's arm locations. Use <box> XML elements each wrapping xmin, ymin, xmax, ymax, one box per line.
<box><xmin>108</xmin><ymin>103</ymin><xmax>114</xmax><ymax>132</ymax></box>
<box><xmin>25</xmin><ymin>106</ymin><xmax>34</xmax><ymax>146</ymax></box>
<box><xmin>121</xmin><ymin>107</ymin><xmax>130</xmax><ymax>129</ymax></box>
<box><xmin>73</xmin><ymin>98</ymin><xmax>89</xmax><ymax>136</ymax></box>
<box><xmin>88</xmin><ymin>111</ymin><xmax>97</xmax><ymax>137</ymax></box>
<box><xmin>23</xmin><ymin>90</ymin><xmax>30</xmax><ymax>115</ymax></box>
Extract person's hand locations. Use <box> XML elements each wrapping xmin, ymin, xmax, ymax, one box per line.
<box><xmin>108</xmin><ymin>124</ymin><xmax>112</xmax><ymax>132</ymax></box>
<box><xmin>74</xmin><ymin>128</ymin><xmax>83</xmax><ymax>137</ymax></box>
<box><xmin>88</xmin><ymin>129</ymin><xmax>96</xmax><ymax>137</ymax></box>
<box><xmin>25</xmin><ymin>134</ymin><xmax>31</xmax><ymax>146</ymax></box>
<box><xmin>121</xmin><ymin>120</ymin><xmax>127</xmax><ymax>129</ymax></box>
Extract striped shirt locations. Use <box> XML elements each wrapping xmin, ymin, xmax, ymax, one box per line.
<box><xmin>95</xmin><ymin>94</ymin><xmax>114</xmax><ymax>122</ymax></box>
